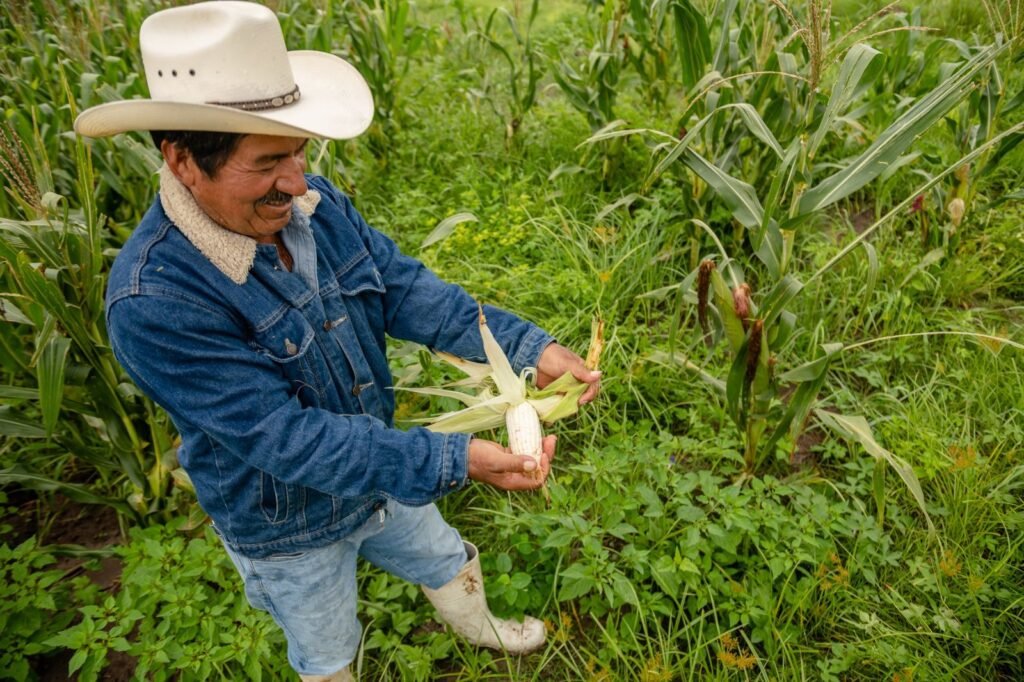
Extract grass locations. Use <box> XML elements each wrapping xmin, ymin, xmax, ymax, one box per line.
<box><xmin>1</xmin><ymin>0</ymin><xmax>1023</xmax><ymax>680</ymax></box>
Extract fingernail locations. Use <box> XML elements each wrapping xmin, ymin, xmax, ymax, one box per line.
<box><xmin>523</xmin><ymin>459</ymin><xmax>538</xmax><ymax>471</ymax></box>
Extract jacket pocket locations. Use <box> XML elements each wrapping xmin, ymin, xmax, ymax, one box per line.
<box><xmin>259</xmin><ymin>472</ymin><xmax>292</xmax><ymax>525</ymax></box>
<box><xmin>336</xmin><ymin>252</ymin><xmax>386</xmax><ymax>296</ymax></box>
<box><xmin>250</xmin><ymin>308</ymin><xmax>316</xmax><ymax>363</ymax></box>
<box><xmin>250</xmin><ymin>308</ymin><xmax>324</xmax><ymax>403</ymax></box>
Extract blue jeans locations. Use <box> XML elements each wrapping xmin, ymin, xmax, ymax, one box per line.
<box><xmin>220</xmin><ymin>500</ymin><xmax>468</xmax><ymax>675</ymax></box>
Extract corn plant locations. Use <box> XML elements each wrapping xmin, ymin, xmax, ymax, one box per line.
<box><xmin>339</xmin><ymin>0</ymin><xmax>428</xmax><ymax>158</ymax></box>
<box><xmin>620</xmin><ymin>0</ymin><xmax>674</xmax><ymax>110</ymax></box>
<box><xmin>550</xmin><ymin>0</ymin><xmax>631</xmax><ymax>183</ymax></box>
<box><xmin>626</xmin><ymin>30</ymin><xmax>1019</xmax><ymax>531</ymax></box>
<box><xmin>551</xmin><ymin>1</ymin><xmax>626</xmax><ymax>134</ymax></box>
<box><xmin>668</xmin><ymin>0</ymin><xmax>712</xmax><ymax>90</ymax></box>
<box><xmin>468</xmin><ymin>0</ymin><xmax>545</xmax><ymax>145</ymax></box>
<box><xmin>0</xmin><ymin>121</ymin><xmax>188</xmax><ymax>524</ymax></box>
<box><xmin>650</xmin><ymin>115</ymin><xmax>1023</xmax><ymax>530</ymax></box>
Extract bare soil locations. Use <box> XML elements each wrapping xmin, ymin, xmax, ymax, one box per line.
<box><xmin>3</xmin><ymin>493</ymin><xmax>137</xmax><ymax>681</ymax></box>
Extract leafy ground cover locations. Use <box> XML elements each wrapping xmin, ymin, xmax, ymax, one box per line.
<box><xmin>1</xmin><ymin>0</ymin><xmax>1022</xmax><ymax>679</ymax></box>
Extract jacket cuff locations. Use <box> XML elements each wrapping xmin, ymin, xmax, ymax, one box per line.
<box><xmin>439</xmin><ymin>431</ymin><xmax>472</xmax><ymax>495</ymax></box>
<box><xmin>510</xmin><ymin>326</ymin><xmax>556</xmax><ymax>376</ymax></box>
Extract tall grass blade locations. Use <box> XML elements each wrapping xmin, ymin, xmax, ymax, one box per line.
<box><xmin>0</xmin><ymin>412</ymin><xmax>48</xmax><ymax>438</ymax></box>
<box><xmin>421</xmin><ymin>212</ymin><xmax>478</xmax><ymax>249</ymax></box>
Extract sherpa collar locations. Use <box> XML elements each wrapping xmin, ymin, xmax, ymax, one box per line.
<box><xmin>158</xmin><ymin>164</ymin><xmax>321</xmax><ymax>285</ymax></box>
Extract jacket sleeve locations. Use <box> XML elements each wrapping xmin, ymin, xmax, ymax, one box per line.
<box><xmin>313</xmin><ymin>178</ymin><xmax>555</xmax><ymax>373</ymax></box>
<box><xmin>107</xmin><ymin>293</ymin><xmax>470</xmax><ymax>505</ymax></box>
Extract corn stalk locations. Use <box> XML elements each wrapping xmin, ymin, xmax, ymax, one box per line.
<box><xmin>0</xmin><ymin>116</ymin><xmax>186</xmax><ymax>523</ymax></box>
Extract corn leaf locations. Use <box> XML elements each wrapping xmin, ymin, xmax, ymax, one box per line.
<box><xmin>433</xmin><ymin>351</ymin><xmax>493</xmax><ymax>387</ymax></box>
<box><xmin>682</xmin><ymin>150</ymin><xmax>765</xmax><ymax>229</ymax></box>
<box><xmin>531</xmin><ymin>384</ymin><xmax>586</xmax><ymax>423</ymax></box>
<box><xmin>724</xmin><ymin>336</ymin><xmax>749</xmax><ymax>428</ymax></box>
<box><xmin>396</xmin><ymin>386</ymin><xmax>489</xmax><ymax>407</ymax></box>
<box><xmin>808</xmin><ymin>43</ymin><xmax>885</xmax><ymax>159</ymax></box>
<box><xmin>861</xmin><ymin>240</ymin><xmax>879</xmax><ymax>302</ymax></box>
<box><xmin>0</xmin><ymin>464</ymin><xmax>134</xmax><ymax>515</ymax></box>
<box><xmin>647</xmin><ymin>350</ymin><xmax>726</xmax><ymax>396</ymax></box>
<box><xmin>814</xmin><ymin>410</ymin><xmax>935</xmax><ymax>533</ymax></box>
<box><xmin>759</xmin><ymin>275</ymin><xmax>803</xmax><ymax>326</ymax></box>
<box><xmin>799</xmin><ymin>44</ymin><xmax>1003</xmax><ymax>215</ymax></box>
<box><xmin>528</xmin><ymin>371</ymin><xmax>581</xmax><ymax>398</ymax></box>
<box><xmin>750</xmin><ymin>324</ymin><xmax>772</xmax><ymax>418</ymax></box>
<box><xmin>711</xmin><ymin>0</ymin><xmax>739</xmax><ymax>74</ymax></box>
<box><xmin>37</xmin><ymin>334</ymin><xmax>70</xmax><ymax>437</ymax></box>
<box><xmin>0</xmin><ymin>385</ymin><xmax>39</xmax><ymax>400</ymax></box>
<box><xmin>732</xmin><ymin>103</ymin><xmax>784</xmax><ymax>160</ymax></box>
<box><xmin>778</xmin><ymin>342</ymin><xmax>844</xmax><ymax>383</ymax></box>
<box><xmin>758</xmin><ymin>138</ymin><xmax>800</xmax><ymax>274</ymax></box>
<box><xmin>671</xmin><ymin>0</ymin><xmax>711</xmax><ymax>88</ymax></box>
<box><xmin>0</xmin><ymin>298</ymin><xmax>34</xmax><ymax>325</ymax></box>
<box><xmin>579</xmin><ymin>119</ymin><xmax>642</xmax><ymax>145</ymax></box>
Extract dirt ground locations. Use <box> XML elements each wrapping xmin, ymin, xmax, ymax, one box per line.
<box><xmin>5</xmin><ymin>493</ymin><xmax>137</xmax><ymax>681</ymax></box>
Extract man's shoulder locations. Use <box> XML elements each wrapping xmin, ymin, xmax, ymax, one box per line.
<box><xmin>107</xmin><ymin>197</ymin><xmax>223</xmax><ymax>304</ymax></box>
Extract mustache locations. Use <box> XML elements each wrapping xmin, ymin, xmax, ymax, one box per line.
<box><xmin>256</xmin><ymin>189</ymin><xmax>294</xmax><ymax>206</ymax></box>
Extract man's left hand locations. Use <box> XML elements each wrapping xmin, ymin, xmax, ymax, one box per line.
<box><xmin>536</xmin><ymin>342</ymin><xmax>601</xmax><ymax>405</ymax></box>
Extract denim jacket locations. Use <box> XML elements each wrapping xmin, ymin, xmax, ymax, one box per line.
<box><xmin>106</xmin><ymin>169</ymin><xmax>553</xmax><ymax>558</ymax></box>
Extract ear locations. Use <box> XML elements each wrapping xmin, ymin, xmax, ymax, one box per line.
<box><xmin>161</xmin><ymin>140</ymin><xmax>200</xmax><ymax>188</ymax></box>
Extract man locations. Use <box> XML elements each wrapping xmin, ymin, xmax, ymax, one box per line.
<box><xmin>75</xmin><ymin>2</ymin><xmax>599</xmax><ymax>681</ymax></box>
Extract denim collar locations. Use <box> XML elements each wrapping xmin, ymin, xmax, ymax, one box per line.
<box><xmin>158</xmin><ymin>164</ymin><xmax>321</xmax><ymax>284</ymax></box>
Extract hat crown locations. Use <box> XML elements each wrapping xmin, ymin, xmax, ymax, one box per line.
<box><xmin>140</xmin><ymin>1</ymin><xmax>295</xmax><ymax>106</ymax></box>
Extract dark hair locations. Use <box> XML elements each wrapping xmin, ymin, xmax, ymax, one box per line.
<box><xmin>150</xmin><ymin>130</ymin><xmax>246</xmax><ymax>178</ymax></box>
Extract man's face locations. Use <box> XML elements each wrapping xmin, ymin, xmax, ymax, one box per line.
<box><xmin>169</xmin><ymin>134</ymin><xmax>309</xmax><ymax>242</ymax></box>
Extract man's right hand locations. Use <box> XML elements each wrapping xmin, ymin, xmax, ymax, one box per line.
<box><xmin>467</xmin><ymin>435</ymin><xmax>555</xmax><ymax>491</ymax></box>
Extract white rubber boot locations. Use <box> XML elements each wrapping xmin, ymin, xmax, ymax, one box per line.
<box><xmin>299</xmin><ymin>667</ymin><xmax>352</xmax><ymax>682</ymax></box>
<box><xmin>422</xmin><ymin>542</ymin><xmax>546</xmax><ymax>654</ymax></box>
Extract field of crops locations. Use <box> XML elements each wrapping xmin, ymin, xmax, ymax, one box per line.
<box><xmin>1</xmin><ymin>0</ymin><xmax>1023</xmax><ymax>679</ymax></box>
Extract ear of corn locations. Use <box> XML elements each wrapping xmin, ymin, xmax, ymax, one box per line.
<box><xmin>710</xmin><ymin>267</ymin><xmax>747</xmax><ymax>353</ymax></box>
<box><xmin>506</xmin><ymin>401</ymin><xmax>543</xmax><ymax>464</ymax></box>
<box><xmin>396</xmin><ymin>306</ymin><xmax>602</xmax><ymax>461</ymax></box>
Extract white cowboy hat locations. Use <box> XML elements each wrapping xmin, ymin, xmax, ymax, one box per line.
<box><xmin>74</xmin><ymin>1</ymin><xmax>373</xmax><ymax>140</ymax></box>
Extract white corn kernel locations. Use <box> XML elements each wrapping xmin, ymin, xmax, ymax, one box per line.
<box><xmin>506</xmin><ymin>401</ymin><xmax>543</xmax><ymax>467</ymax></box>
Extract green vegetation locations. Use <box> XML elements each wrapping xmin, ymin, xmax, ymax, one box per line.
<box><xmin>2</xmin><ymin>0</ymin><xmax>1023</xmax><ymax>679</ymax></box>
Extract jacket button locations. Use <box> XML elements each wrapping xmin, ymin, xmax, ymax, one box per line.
<box><xmin>284</xmin><ymin>339</ymin><xmax>298</xmax><ymax>356</ymax></box>
<box><xmin>324</xmin><ymin>315</ymin><xmax>347</xmax><ymax>331</ymax></box>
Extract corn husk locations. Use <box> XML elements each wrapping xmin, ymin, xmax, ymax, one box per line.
<box><xmin>399</xmin><ymin>307</ymin><xmax>599</xmax><ymax>435</ymax></box>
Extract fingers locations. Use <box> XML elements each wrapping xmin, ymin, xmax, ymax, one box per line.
<box><xmin>468</xmin><ymin>438</ymin><xmax>544</xmax><ymax>490</ymax></box>
<box><xmin>467</xmin><ymin>437</ymin><xmax>560</xmax><ymax>491</ymax></box>
<box><xmin>573</xmin><ymin>367</ymin><xmax>602</xmax><ymax>404</ymax></box>
<box><xmin>542</xmin><ymin>434</ymin><xmax>557</xmax><ymax>461</ymax></box>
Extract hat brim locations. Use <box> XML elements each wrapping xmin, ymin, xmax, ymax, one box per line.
<box><xmin>74</xmin><ymin>51</ymin><xmax>374</xmax><ymax>140</ymax></box>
